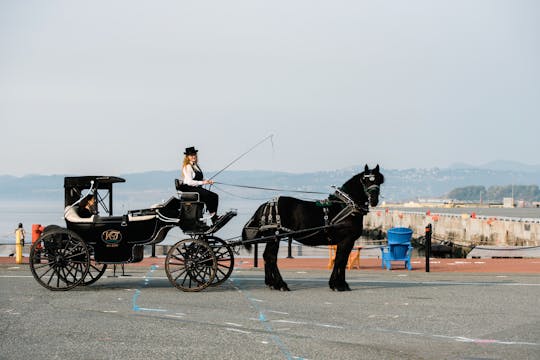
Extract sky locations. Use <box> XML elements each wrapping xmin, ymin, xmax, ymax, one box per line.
<box><xmin>1</xmin><ymin>0</ymin><xmax>539</xmax><ymax>176</ymax></box>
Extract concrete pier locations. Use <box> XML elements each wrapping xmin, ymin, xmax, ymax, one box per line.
<box><xmin>365</xmin><ymin>208</ymin><xmax>540</xmax><ymax>247</ymax></box>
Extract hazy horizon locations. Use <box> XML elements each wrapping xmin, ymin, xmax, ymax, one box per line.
<box><xmin>1</xmin><ymin>159</ymin><xmax>540</xmax><ymax>178</ymax></box>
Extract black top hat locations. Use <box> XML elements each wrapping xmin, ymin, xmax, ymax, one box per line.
<box><xmin>184</xmin><ymin>146</ymin><xmax>199</xmax><ymax>155</ymax></box>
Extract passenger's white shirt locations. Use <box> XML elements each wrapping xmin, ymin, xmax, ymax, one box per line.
<box><xmin>182</xmin><ymin>164</ymin><xmax>204</xmax><ymax>186</ymax></box>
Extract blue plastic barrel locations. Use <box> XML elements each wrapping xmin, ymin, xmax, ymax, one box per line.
<box><xmin>387</xmin><ymin>227</ymin><xmax>413</xmax><ymax>244</ymax></box>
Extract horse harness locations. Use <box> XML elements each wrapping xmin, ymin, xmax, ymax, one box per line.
<box><xmin>254</xmin><ymin>187</ymin><xmax>368</xmax><ymax>242</ymax></box>
<box><xmin>362</xmin><ymin>173</ymin><xmax>380</xmax><ymax>204</ymax></box>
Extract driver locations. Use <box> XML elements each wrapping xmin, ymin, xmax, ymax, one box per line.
<box><xmin>78</xmin><ymin>194</ymin><xmax>97</xmax><ymax>218</ymax></box>
<box><xmin>179</xmin><ymin>146</ymin><xmax>219</xmax><ymax>224</ymax></box>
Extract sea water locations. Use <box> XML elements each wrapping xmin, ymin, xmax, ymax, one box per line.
<box><xmin>0</xmin><ymin>198</ymin><xmax>259</xmax><ymax>246</ymax></box>
<box><xmin>0</xmin><ymin>201</ymin><xmax>63</xmax><ymax>244</ymax></box>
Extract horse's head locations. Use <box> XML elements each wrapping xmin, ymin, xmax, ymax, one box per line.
<box><xmin>361</xmin><ymin>164</ymin><xmax>384</xmax><ymax>207</ymax></box>
<box><xmin>341</xmin><ymin>164</ymin><xmax>385</xmax><ymax>208</ymax></box>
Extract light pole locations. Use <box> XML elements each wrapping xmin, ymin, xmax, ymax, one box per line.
<box><xmin>511</xmin><ymin>173</ymin><xmax>516</xmax><ymax>208</ymax></box>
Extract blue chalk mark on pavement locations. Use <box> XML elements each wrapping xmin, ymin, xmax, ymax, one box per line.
<box><xmin>132</xmin><ymin>265</ymin><xmax>167</xmax><ymax>313</ymax></box>
<box><xmin>233</xmin><ymin>277</ymin><xmax>298</xmax><ymax>360</ymax></box>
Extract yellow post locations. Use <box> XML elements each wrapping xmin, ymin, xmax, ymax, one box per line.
<box><xmin>15</xmin><ymin>229</ymin><xmax>23</xmax><ymax>264</ymax></box>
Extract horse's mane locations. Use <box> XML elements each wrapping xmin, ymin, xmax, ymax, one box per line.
<box><xmin>340</xmin><ymin>173</ymin><xmax>369</xmax><ymax>203</ymax></box>
<box><xmin>340</xmin><ymin>167</ymin><xmax>384</xmax><ymax>204</ymax></box>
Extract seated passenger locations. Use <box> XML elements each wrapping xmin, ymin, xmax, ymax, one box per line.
<box><xmin>78</xmin><ymin>194</ymin><xmax>98</xmax><ymax>218</ymax></box>
<box><xmin>178</xmin><ymin>146</ymin><xmax>219</xmax><ymax>224</ymax></box>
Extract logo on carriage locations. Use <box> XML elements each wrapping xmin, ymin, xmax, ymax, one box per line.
<box><xmin>101</xmin><ymin>229</ymin><xmax>122</xmax><ymax>245</ymax></box>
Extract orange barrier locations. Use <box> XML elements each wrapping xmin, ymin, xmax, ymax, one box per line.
<box><xmin>347</xmin><ymin>246</ymin><xmax>361</xmax><ymax>270</ymax></box>
<box><xmin>327</xmin><ymin>245</ymin><xmax>336</xmax><ymax>269</ymax></box>
<box><xmin>328</xmin><ymin>245</ymin><xmax>362</xmax><ymax>270</ymax></box>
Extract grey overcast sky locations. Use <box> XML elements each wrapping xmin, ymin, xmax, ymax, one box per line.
<box><xmin>1</xmin><ymin>0</ymin><xmax>539</xmax><ymax>176</ymax></box>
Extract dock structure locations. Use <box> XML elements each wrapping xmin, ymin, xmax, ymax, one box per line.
<box><xmin>365</xmin><ymin>208</ymin><xmax>540</xmax><ymax>249</ymax></box>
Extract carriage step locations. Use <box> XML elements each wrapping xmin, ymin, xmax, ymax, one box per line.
<box><xmin>185</xmin><ymin>210</ymin><xmax>237</xmax><ymax>235</ymax></box>
<box><xmin>206</xmin><ymin>210</ymin><xmax>237</xmax><ymax>234</ymax></box>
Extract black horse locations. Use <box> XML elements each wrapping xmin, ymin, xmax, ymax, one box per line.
<box><xmin>242</xmin><ymin>164</ymin><xmax>384</xmax><ymax>291</ymax></box>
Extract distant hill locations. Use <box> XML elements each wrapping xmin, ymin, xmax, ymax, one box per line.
<box><xmin>1</xmin><ymin>164</ymin><xmax>540</xmax><ymax>203</ymax></box>
<box><xmin>450</xmin><ymin>160</ymin><xmax>540</xmax><ymax>173</ymax></box>
<box><xmin>447</xmin><ymin>185</ymin><xmax>540</xmax><ymax>202</ymax></box>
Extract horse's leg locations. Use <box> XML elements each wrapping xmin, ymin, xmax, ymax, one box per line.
<box><xmin>263</xmin><ymin>240</ymin><xmax>290</xmax><ymax>291</ymax></box>
<box><xmin>329</xmin><ymin>238</ymin><xmax>355</xmax><ymax>291</ymax></box>
<box><xmin>263</xmin><ymin>242</ymin><xmax>275</xmax><ymax>287</ymax></box>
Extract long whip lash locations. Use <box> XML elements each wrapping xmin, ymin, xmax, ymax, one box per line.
<box><xmin>209</xmin><ymin>134</ymin><xmax>274</xmax><ymax>180</ymax></box>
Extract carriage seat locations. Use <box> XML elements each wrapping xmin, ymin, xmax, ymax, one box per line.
<box><xmin>174</xmin><ymin>179</ymin><xmax>201</xmax><ymax>202</ymax></box>
<box><xmin>65</xmin><ymin>206</ymin><xmax>156</xmax><ymax>224</ymax></box>
<box><xmin>64</xmin><ymin>206</ymin><xmax>96</xmax><ymax>223</ymax></box>
<box><xmin>179</xmin><ymin>192</ymin><xmax>200</xmax><ymax>201</ymax></box>
<box><xmin>128</xmin><ymin>213</ymin><xmax>156</xmax><ymax>222</ymax></box>
<box><xmin>175</xmin><ymin>178</ymin><xmax>182</xmax><ymax>191</ymax></box>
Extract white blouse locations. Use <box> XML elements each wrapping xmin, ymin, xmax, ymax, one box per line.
<box><xmin>182</xmin><ymin>164</ymin><xmax>204</xmax><ymax>186</ymax></box>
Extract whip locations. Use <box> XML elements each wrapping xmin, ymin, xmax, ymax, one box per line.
<box><xmin>209</xmin><ymin>134</ymin><xmax>274</xmax><ymax>180</ymax></box>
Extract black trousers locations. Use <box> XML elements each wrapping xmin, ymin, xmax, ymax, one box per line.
<box><xmin>179</xmin><ymin>185</ymin><xmax>219</xmax><ymax>214</ymax></box>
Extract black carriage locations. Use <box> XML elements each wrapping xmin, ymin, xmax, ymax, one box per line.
<box><xmin>29</xmin><ymin>176</ymin><xmax>237</xmax><ymax>292</ymax></box>
<box><xmin>30</xmin><ymin>165</ymin><xmax>385</xmax><ymax>293</ymax></box>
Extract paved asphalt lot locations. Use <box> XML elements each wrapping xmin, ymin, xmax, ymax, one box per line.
<box><xmin>1</xmin><ymin>265</ymin><xmax>539</xmax><ymax>360</ymax></box>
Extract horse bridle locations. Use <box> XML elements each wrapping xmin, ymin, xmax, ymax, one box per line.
<box><xmin>361</xmin><ymin>173</ymin><xmax>380</xmax><ymax>204</ymax></box>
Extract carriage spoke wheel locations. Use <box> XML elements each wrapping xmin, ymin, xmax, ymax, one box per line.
<box><xmin>81</xmin><ymin>253</ymin><xmax>107</xmax><ymax>286</ymax></box>
<box><xmin>206</xmin><ymin>236</ymin><xmax>234</xmax><ymax>286</ymax></box>
<box><xmin>29</xmin><ymin>228</ymin><xmax>90</xmax><ymax>291</ymax></box>
<box><xmin>165</xmin><ymin>238</ymin><xmax>217</xmax><ymax>292</ymax></box>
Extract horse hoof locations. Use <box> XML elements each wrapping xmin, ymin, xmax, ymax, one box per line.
<box><xmin>268</xmin><ymin>283</ymin><xmax>288</xmax><ymax>291</ymax></box>
<box><xmin>277</xmin><ymin>283</ymin><xmax>290</xmax><ymax>291</ymax></box>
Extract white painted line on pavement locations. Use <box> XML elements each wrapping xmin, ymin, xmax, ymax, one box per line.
<box><xmin>267</xmin><ymin>310</ymin><xmax>289</xmax><ymax>315</ymax></box>
<box><xmin>225</xmin><ymin>322</ymin><xmax>243</xmax><ymax>327</ymax></box>
<box><xmin>225</xmin><ymin>328</ymin><xmax>251</xmax><ymax>334</ymax></box>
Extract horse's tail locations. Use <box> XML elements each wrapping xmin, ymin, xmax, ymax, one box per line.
<box><xmin>241</xmin><ymin>202</ymin><xmax>270</xmax><ymax>252</ymax></box>
<box><xmin>241</xmin><ymin>227</ymin><xmax>253</xmax><ymax>252</ymax></box>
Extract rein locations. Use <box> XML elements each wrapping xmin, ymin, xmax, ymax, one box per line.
<box><xmin>213</xmin><ymin>181</ymin><xmax>328</xmax><ymax>195</ymax></box>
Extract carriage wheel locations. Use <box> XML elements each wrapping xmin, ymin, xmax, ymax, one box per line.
<box><xmin>81</xmin><ymin>253</ymin><xmax>107</xmax><ymax>286</ymax></box>
<box><xmin>206</xmin><ymin>236</ymin><xmax>235</xmax><ymax>286</ymax></box>
<box><xmin>29</xmin><ymin>228</ymin><xmax>90</xmax><ymax>291</ymax></box>
<box><xmin>165</xmin><ymin>238</ymin><xmax>217</xmax><ymax>292</ymax></box>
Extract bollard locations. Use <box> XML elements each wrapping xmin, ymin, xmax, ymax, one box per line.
<box><xmin>425</xmin><ymin>223</ymin><xmax>432</xmax><ymax>272</ymax></box>
<box><xmin>286</xmin><ymin>238</ymin><xmax>294</xmax><ymax>259</ymax></box>
<box><xmin>15</xmin><ymin>228</ymin><xmax>23</xmax><ymax>264</ymax></box>
<box><xmin>253</xmin><ymin>243</ymin><xmax>258</xmax><ymax>268</ymax></box>
<box><xmin>151</xmin><ymin>244</ymin><xmax>156</xmax><ymax>258</ymax></box>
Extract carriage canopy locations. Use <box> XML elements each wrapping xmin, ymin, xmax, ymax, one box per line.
<box><xmin>64</xmin><ymin>176</ymin><xmax>126</xmax><ymax>215</ymax></box>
